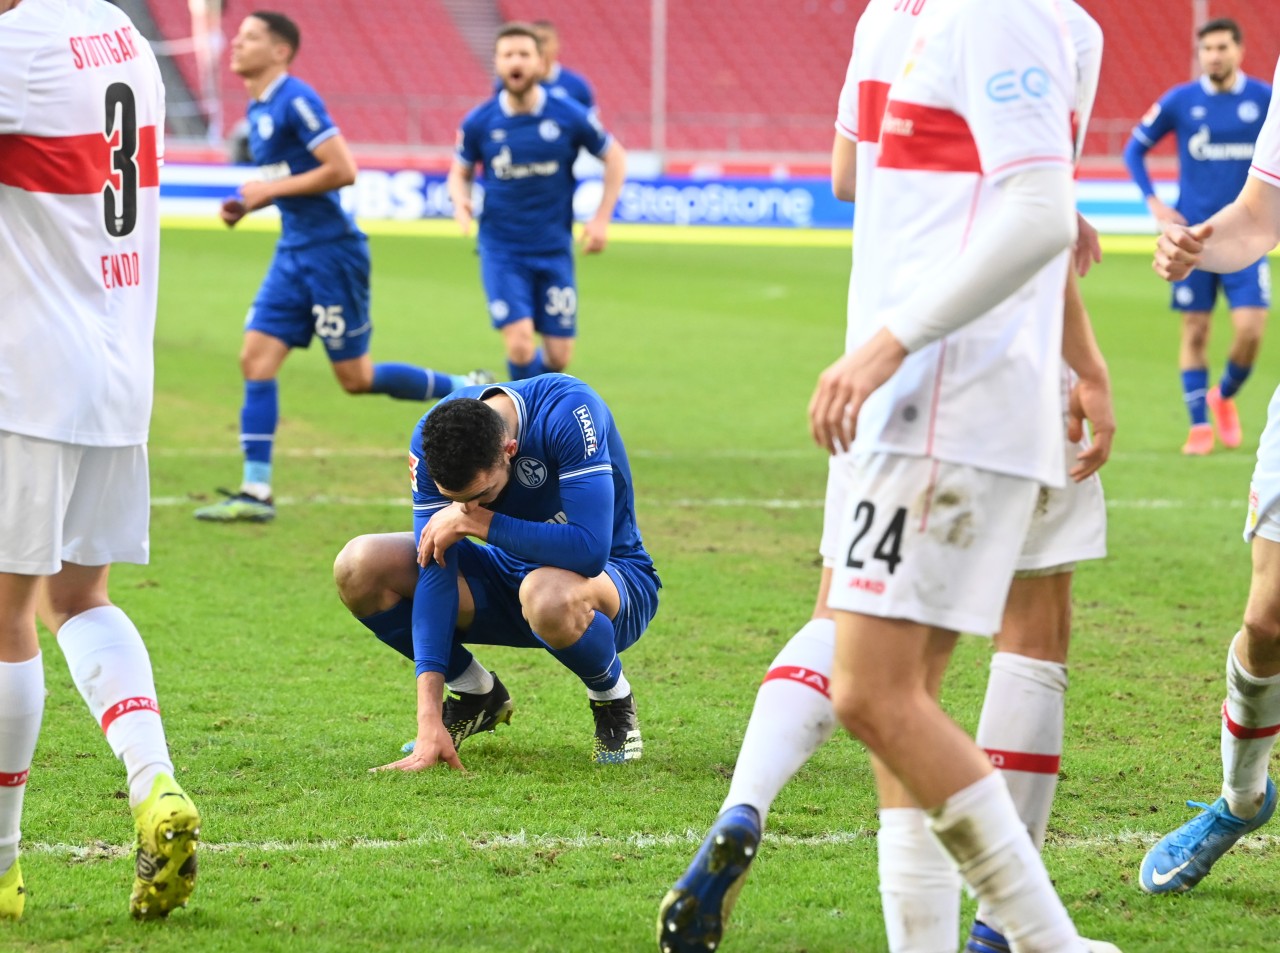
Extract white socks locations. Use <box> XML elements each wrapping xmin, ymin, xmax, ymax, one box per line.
<box><xmin>1221</xmin><ymin>633</ymin><xmax>1280</xmax><ymax>819</ymax></box>
<box><xmin>57</xmin><ymin>606</ymin><xmax>174</xmax><ymax>809</ymax></box>
<box><xmin>446</xmin><ymin>658</ymin><xmax>494</xmax><ymax>696</ymax></box>
<box><xmin>878</xmin><ymin>808</ymin><xmax>961</xmax><ymax>953</ymax></box>
<box><xmin>587</xmin><ymin>671</ymin><xmax>632</xmax><ymax>702</ymax></box>
<box><xmin>0</xmin><ymin>655</ymin><xmax>44</xmax><ymax>874</ymax></box>
<box><xmin>721</xmin><ymin>619</ymin><xmax>837</xmax><ymax>823</ymax></box>
<box><xmin>928</xmin><ymin>772</ymin><xmax>1079</xmax><ymax>952</ymax></box>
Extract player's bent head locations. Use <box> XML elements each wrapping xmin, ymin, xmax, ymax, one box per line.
<box><xmin>422</xmin><ymin>399</ymin><xmax>510</xmax><ymax>498</ymax></box>
<box><xmin>250</xmin><ymin>10</ymin><xmax>301</xmax><ymax>62</ymax></box>
<box><xmin>1197</xmin><ymin>17</ymin><xmax>1242</xmax><ymax>46</ymax></box>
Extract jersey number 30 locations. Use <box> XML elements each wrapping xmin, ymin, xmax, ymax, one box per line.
<box><xmin>104</xmin><ymin>82</ymin><xmax>138</xmax><ymax>238</ymax></box>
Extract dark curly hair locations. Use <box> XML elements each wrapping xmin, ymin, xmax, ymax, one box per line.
<box><xmin>421</xmin><ymin>398</ymin><xmax>509</xmax><ymax>493</ymax></box>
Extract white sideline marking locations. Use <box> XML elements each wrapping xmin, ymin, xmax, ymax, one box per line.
<box><xmin>27</xmin><ymin>827</ymin><xmax>1280</xmax><ymax>860</ymax></box>
<box><xmin>153</xmin><ymin>495</ymin><xmax>1241</xmax><ymax>511</ymax></box>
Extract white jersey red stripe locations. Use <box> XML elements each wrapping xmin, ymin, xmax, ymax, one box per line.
<box><xmin>845</xmin><ymin>0</ymin><xmax>1077</xmax><ymax>486</ymax></box>
<box><xmin>0</xmin><ymin>0</ymin><xmax>165</xmax><ymax>447</ymax></box>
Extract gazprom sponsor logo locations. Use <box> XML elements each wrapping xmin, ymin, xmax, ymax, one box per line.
<box><xmin>614</xmin><ymin>180</ymin><xmax>815</xmax><ymax>227</ymax></box>
<box><xmin>1188</xmin><ymin>126</ymin><xmax>1255</xmax><ymax>161</ymax></box>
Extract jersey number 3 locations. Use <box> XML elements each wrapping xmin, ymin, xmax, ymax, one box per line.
<box><xmin>104</xmin><ymin>82</ymin><xmax>139</xmax><ymax>238</ymax></box>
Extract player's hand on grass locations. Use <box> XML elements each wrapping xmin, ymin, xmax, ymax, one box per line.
<box><xmin>808</xmin><ymin>327</ymin><xmax>907</xmax><ymax>455</ymax></box>
<box><xmin>1074</xmin><ymin>212</ymin><xmax>1102</xmax><ymax>277</ymax></box>
<box><xmin>1066</xmin><ymin>374</ymin><xmax>1115</xmax><ymax>481</ymax></box>
<box><xmin>417</xmin><ymin>504</ymin><xmax>471</xmax><ymax>568</ymax></box>
<box><xmin>1146</xmin><ymin>196</ymin><xmax>1188</xmax><ymax>228</ymax></box>
<box><xmin>580</xmin><ymin>218</ymin><xmax>609</xmax><ymax>254</ymax></box>
<box><xmin>220</xmin><ymin>197</ymin><xmax>247</xmax><ymax>227</ymax></box>
<box><xmin>1154</xmin><ymin>222</ymin><xmax>1213</xmax><ymax>282</ymax></box>
<box><xmin>371</xmin><ymin>722</ymin><xmax>464</xmax><ymax>773</ymax></box>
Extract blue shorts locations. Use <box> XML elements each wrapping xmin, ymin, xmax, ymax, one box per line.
<box><xmin>1172</xmin><ymin>257</ymin><xmax>1271</xmax><ymax>311</ymax></box>
<box><xmin>247</xmin><ymin>237</ymin><xmax>373</xmax><ymax>361</ymax></box>
<box><xmin>479</xmin><ymin>247</ymin><xmax>578</xmax><ymax>338</ymax></box>
<box><xmin>452</xmin><ymin>539</ymin><xmax>659</xmax><ymax>652</ymax></box>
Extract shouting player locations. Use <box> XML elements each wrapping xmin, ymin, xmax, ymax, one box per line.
<box><xmin>1124</xmin><ymin>18</ymin><xmax>1272</xmax><ymax>455</ymax></box>
<box><xmin>195</xmin><ymin>11</ymin><xmax>488</xmax><ymax>523</ymax></box>
<box><xmin>333</xmin><ymin>375</ymin><xmax>659</xmax><ymax>768</ymax></box>
<box><xmin>1140</xmin><ymin>54</ymin><xmax>1280</xmax><ymax>896</ymax></box>
<box><xmin>449</xmin><ymin>23</ymin><xmax>626</xmax><ymax>381</ymax></box>
<box><xmin>0</xmin><ymin>0</ymin><xmax>199</xmax><ymax>920</ymax></box>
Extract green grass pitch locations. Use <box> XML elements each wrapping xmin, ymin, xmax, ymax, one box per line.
<box><xmin>9</xmin><ymin>225</ymin><xmax>1280</xmax><ymax>951</ymax></box>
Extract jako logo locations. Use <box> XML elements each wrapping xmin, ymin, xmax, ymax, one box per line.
<box><xmin>848</xmin><ymin>577</ymin><xmax>885</xmax><ymax>594</ymax></box>
<box><xmin>986</xmin><ymin>67</ymin><xmax>1050</xmax><ymax>103</ymax></box>
<box><xmin>573</xmin><ymin>404</ymin><xmax>598</xmax><ymax>456</ymax></box>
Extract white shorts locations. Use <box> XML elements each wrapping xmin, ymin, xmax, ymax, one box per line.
<box><xmin>1246</xmin><ymin>385</ymin><xmax>1280</xmax><ymax>543</ymax></box>
<box><xmin>0</xmin><ymin>431</ymin><xmax>150</xmax><ymax>575</ymax></box>
<box><xmin>827</xmin><ymin>453</ymin><xmax>1040</xmax><ymax>635</ymax></box>
<box><xmin>820</xmin><ymin>450</ymin><xmax>854</xmax><ymax>568</ymax></box>
<box><xmin>1015</xmin><ymin>448</ymin><xmax>1107</xmax><ymax>574</ymax></box>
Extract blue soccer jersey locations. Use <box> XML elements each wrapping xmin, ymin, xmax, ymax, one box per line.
<box><xmin>407</xmin><ymin>375</ymin><xmax>653</xmax><ymax>674</ymax></box>
<box><xmin>246</xmin><ymin>73</ymin><xmax>361</xmax><ymax>249</ymax></box>
<box><xmin>491</xmin><ymin>62</ymin><xmax>596</xmax><ymax>113</ymax></box>
<box><xmin>457</xmin><ymin>87</ymin><xmax>612</xmax><ymax>255</ymax></box>
<box><xmin>1125</xmin><ymin>73</ymin><xmax>1272</xmax><ymax>223</ymax></box>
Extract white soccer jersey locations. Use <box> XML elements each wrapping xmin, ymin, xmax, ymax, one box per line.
<box><xmin>849</xmin><ymin>0</ymin><xmax>1076</xmax><ymax>487</ymax></box>
<box><xmin>835</xmin><ymin>0</ymin><xmax>928</xmax><ymax>353</ymax></box>
<box><xmin>1249</xmin><ymin>57</ymin><xmax>1280</xmax><ymax>189</ymax></box>
<box><xmin>0</xmin><ymin>0</ymin><xmax>165</xmax><ymax>446</ymax></box>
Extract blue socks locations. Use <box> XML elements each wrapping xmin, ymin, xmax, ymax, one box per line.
<box><xmin>1220</xmin><ymin>360</ymin><xmax>1252</xmax><ymax>400</ymax></box>
<box><xmin>358</xmin><ymin>599</ymin><xmax>476</xmax><ymax>682</ymax></box>
<box><xmin>371</xmin><ymin>363</ymin><xmax>459</xmax><ymax>400</ymax></box>
<box><xmin>359</xmin><ymin>600</ymin><xmax>414</xmax><ymax>659</ymax></box>
<box><xmin>507</xmin><ymin>349</ymin><xmax>547</xmax><ymax>381</ymax></box>
<box><xmin>1181</xmin><ymin>367</ymin><xmax>1209</xmax><ymax>426</ymax></box>
<box><xmin>241</xmin><ymin>379</ymin><xmax>277</xmax><ymax>489</ymax></box>
<box><xmin>542</xmin><ymin>611</ymin><xmax>623</xmax><ymax>694</ymax></box>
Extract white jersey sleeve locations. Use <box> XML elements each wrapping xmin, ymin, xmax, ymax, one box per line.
<box><xmin>835</xmin><ymin>35</ymin><xmax>860</xmax><ymax>142</ymax></box>
<box><xmin>947</xmin><ymin>0</ymin><xmax>1074</xmax><ymax>182</ymax></box>
<box><xmin>0</xmin><ymin>9</ymin><xmax>40</xmax><ymax>129</ymax></box>
<box><xmin>1249</xmin><ymin>56</ymin><xmax>1280</xmax><ymax>188</ymax></box>
<box><xmin>1063</xmin><ymin>0</ymin><xmax>1103</xmax><ymax>162</ymax></box>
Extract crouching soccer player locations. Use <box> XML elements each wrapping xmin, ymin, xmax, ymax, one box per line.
<box><xmin>333</xmin><ymin>374</ymin><xmax>660</xmax><ymax>767</ymax></box>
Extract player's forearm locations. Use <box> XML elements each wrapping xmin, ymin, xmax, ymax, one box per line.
<box><xmin>1195</xmin><ymin>180</ymin><xmax>1280</xmax><ymax>273</ymax></box>
<box><xmin>885</xmin><ymin>166</ymin><xmax>1077</xmax><ymax>353</ymax></box>
<box><xmin>415</xmin><ymin>672</ymin><xmax>446</xmax><ymax>733</ymax></box>
<box><xmin>1061</xmin><ymin>268</ymin><xmax>1107</xmax><ymax>383</ymax></box>
<box><xmin>488</xmin><ymin>513</ymin><xmax>610</xmax><ymax>578</ymax></box>
<box><xmin>268</xmin><ymin>162</ymin><xmax>355</xmax><ymax>199</ymax></box>
<box><xmin>1122</xmin><ymin>137</ymin><xmax>1157</xmax><ymax>199</ymax></box>
<box><xmin>447</xmin><ymin>164</ymin><xmax>474</xmax><ymax>208</ymax></box>
<box><xmin>411</xmin><ymin>561</ymin><xmax>459</xmax><ymax>677</ymax></box>
<box><xmin>592</xmin><ymin>143</ymin><xmax>627</xmax><ymax>223</ymax></box>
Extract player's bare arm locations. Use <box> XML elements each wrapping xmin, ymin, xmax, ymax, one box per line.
<box><xmin>446</xmin><ymin>159</ymin><xmax>475</xmax><ymax>235</ymax></box>
<box><xmin>1156</xmin><ymin>177</ymin><xmax>1280</xmax><ymax>281</ymax></box>
<box><xmin>1061</xmin><ymin>268</ymin><xmax>1114</xmax><ymax>480</ymax></box>
<box><xmin>831</xmin><ymin>133</ymin><xmax>857</xmax><ymax>202</ymax></box>
<box><xmin>239</xmin><ymin>134</ymin><xmax>357</xmax><ymax>212</ymax></box>
<box><xmin>1074</xmin><ymin>212</ymin><xmax>1102</xmax><ymax>277</ymax></box>
<box><xmin>373</xmin><ymin>672</ymin><xmax>464</xmax><ymax>772</ymax></box>
<box><xmin>581</xmin><ymin>142</ymin><xmax>627</xmax><ymax>255</ymax></box>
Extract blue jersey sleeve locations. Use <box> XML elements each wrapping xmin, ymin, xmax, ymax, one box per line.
<box><xmin>1125</xmin><ymin>90</ymin><xmax>1178</xmax><ymax>199</ymax></box>
<box><xmin>572</xmin><ymin>108</ymin><xmax>613</xmax><ymax>159</ymax></box>
<box><xmin>456</xmin><ymin>109</ymin><xmax>484</xmax><ymax>165</ymax></box>
<box><xmin>487</xmin><ymin>392</ymin><xmax>615</xmax><ymax>577</ymax></box>
<box><xmin>410</xmin><ymin>443</ymin><xmax>460</xmax><ymax>677</ymax></box>
<box><xmin>285</xmin><ymin>85</ymin><xmax>340</xmax><ymax>153</ymax></box>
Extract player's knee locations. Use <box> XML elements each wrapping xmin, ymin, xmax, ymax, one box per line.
<box><xmin>520</xmin><ymin>572</ymin><xmax>589</xmax><ymax>641</ymax></box>
<box><xmin>506</xmin><ymin>339</ymin><xmax>536</xmax><ymax>365</ymax></box>
<box><xmin>333</xmin><ymin>537</ymin><xmax>382</xmax><ymax>610</ymax></box>
<box><xmin>830</xmin><ymin>680</ymin><xmax>888</xmax><ymax>747</ymax></box>
<box><xmin>1242</xmin><ymin>612</ymin><xmax>1280</xmax><ymax>649</ymax></box>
